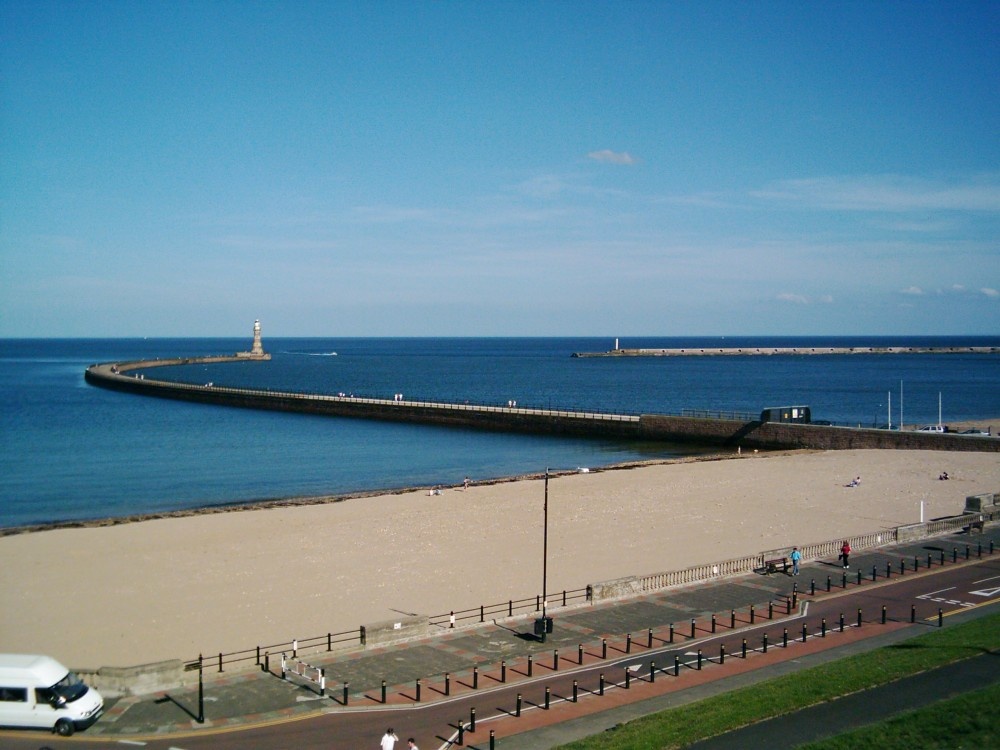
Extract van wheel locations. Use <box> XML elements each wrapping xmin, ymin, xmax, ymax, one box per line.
<box><xmin>54</xmin><ymin>718</ymin><xmax>75</xmax><ymax>736</ymax></box>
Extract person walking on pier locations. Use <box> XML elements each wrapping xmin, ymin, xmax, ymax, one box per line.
<box><xmin>790</xmin><ymin>546</ymin><xmax>802</xmax><ymax>575</ymax></box>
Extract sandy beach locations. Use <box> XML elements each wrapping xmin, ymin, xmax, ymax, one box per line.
<box><xmin>1</xmin><ymin>447</ymin><xmax>997</xmax><ymax>669</ymax></box>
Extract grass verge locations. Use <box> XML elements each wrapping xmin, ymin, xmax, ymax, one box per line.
<box><xmin>553</xmin><ymin>610</ymin><xmax>1000</xmax><ymax>750</ymax></box>
<box><xmin>797</xmin><ymin>681</ymin><xmax>1000</xmax><ymax>749</ymax></box>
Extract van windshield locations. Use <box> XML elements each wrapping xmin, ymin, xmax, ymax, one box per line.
<box><xmin>48</xmin><ymin>672</ymin><xmax>89</xmax><ymax>704</ymax></box>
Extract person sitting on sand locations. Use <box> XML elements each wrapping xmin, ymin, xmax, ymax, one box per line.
<box><xmin>846</xmin><ymin>476</ymin><xmax>861</xmax><ymax>487</ymax></box>
<box><xmin>939</xmin><ymin>471</ymin><xmax>949</xmax><ymax>480</ymax></box>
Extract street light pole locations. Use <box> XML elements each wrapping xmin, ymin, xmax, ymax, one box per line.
<box><xmin>541</xmin><ymin>467</ymin><xmax>549</xmax><ymax>643</ymax></box>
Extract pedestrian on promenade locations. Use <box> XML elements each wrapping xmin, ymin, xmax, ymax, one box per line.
<box><xmin>790</xmin><ymin>546</ymin><xmax>802</xmax><ymax>575</ymax></box>
<box><xmin>407</xmin><ymin>739</ymin><xmax>418</xmax><ymax>750</ymax></box>
<box><xmin>840</xmin><ymin>540</ymin><xmax>851</xmax><ymax>569</ymax></box>
<box><xmin>380</xmin><ymin>728</ymin><xmax>399</xmax><ymax>749</ymax></box>
<box><xmin>463</xmin><ymin>476</ymin><xmax>470</xmax><ymax>490</ymax></box>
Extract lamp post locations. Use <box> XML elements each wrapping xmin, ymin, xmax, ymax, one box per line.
<box><xmin>534</xmin><ymin>468</ymin><xmax>553</xmax><ymax>642</ymax></box>
<box><xmin>542</xmin><ymin>468</ymin><xmax>549</xmax><ymax>641</ymax></box>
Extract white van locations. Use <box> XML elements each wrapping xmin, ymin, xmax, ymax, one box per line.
<box><xmin>0</xmin><ymin>654</ymin><xmax>104</xmax><ymax>736</ymax></box>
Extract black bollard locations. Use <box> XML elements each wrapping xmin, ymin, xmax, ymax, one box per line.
<box><xmin>763</xmin><ymin>633</ymin><xmax>768</xmax><ymax>653</ymax></box>
<box><xmin>573</xmin><ymin>679</ymin><xmax>579</xmax><ymax>701</ymax></box>
<box><xmin>811</xmin><ymin>578</ymin><xmax>816</xmax><ymax>595</ymax></box>
<box><xmin>882</xmin><ymin>605</ymin><xmax>887</xmax><ymax>625</ymax></box>
<box><xmin>769</xmin><ymin>601</ymin><xmax>774</xmax><ymax>619</ymax></box>
<box><xmin>578</xmin><ymin>644</ymin><xmax>584</xmax><ymax>664</ymax></box>
<box><xmin>857</xmin><ymin>608</ymin><xmax>863</xmax><ymax>628</ymax></box>
<box><xmin>742</xmin><ymin>638</ymin><xmax>748</xmax><ymax>659</ymax></box>
<box><xmin>626</xmin><ymin>633</ymin><xmax>632</xmax><ymax>654</ymax></box>
<box><xmin>501</xmin><ymin>660</ymin><xmax>506</xmax><ymax>683</ymax></box>
<box><xmin>599</xmin><ymin>673</ymin><xmax>605</xmax><ymax>696</ymax></box>
<box><xmin>457</xmin><ymin>722</ymin><xmax>464</xmax><ymax>746</ymax></box>
<box><xmin>382</xmin><ymin>679</ymin><xmax>387</xmax><ymax>704</ymax></box>
<box><xmin>901</xmin><ymin>558</ymin><xmax>906</xmax><ymax>574</ymax></box>
<box><xmin>952</xmin><ymin>548</ymin><xmax>958</xmax><ymax>563</ymax></box>
<box><xmin>691</xmin><ymin>618</ymin><xmax>697</xmax><ymax>638</ymax></box>
<box><xmin>966</xmin><ymin>545</ymin><xmax>970</xmax><ymax>560</ymax></box>
<box><xmin>473</xmin><ymin>667</ymin><xmax>479</xmax><ymax>690</ymax></box>
<box><xmin>343</xmin><ymin>682</ymin><xmax>349</xmax><ymax>706</ymax></box>
<box><xmin>911</xmin><ymin>604</ymin><xmax>916</xmax><ymax>623</ymax></box>
<box><xmin>602</xmin><ymin>638</ymin><xmax>607</xmax><ymax>659</ymax></box>
<box><xmin>516</xmin><ymin>692</ymin><xmax>522</xmax><ymax>716</ymax></box>
<box><xmin>827</xmin><ymin>575</ymin><xmax>832</xmax><ymax>592</ymax></box>
<box><xmin>471</xmin><ymin>707</ymin><xmax>476</xmax><ymax>732</ymax></box>
<box><xmin>939</xmin><ymin>551</ymin><xmax>945</xmax><ymax>566</ymax></box>
<box><xmin>553</xmin><ymin>650</ymin><xmax>559</xmax><ymax>671</ymax></box>
<box><xmin>669</xmin><ymin>623</ymin><xmax>675</xmax><ymax>643</ymax></box>
<box><xmin>674</xmin><ymin>655</ymin><xmax>680</xmax><ymax>676</ymax></box>
<box><xmin>625</xmin><ymin>669</ymin><xmax>630</xmax><ymax>690</ymax></box>
<box><xmin>490</xmin><ymin>730</ymin><xmax>495</xmax><ymax>749</ymax></box>
<box><xmin>527</xmin><ymin>655</ymin><xmax>533</xmax><ymax>677</ymax></box>
<box><xmin>802</xmin><ymin>623</ymin><xmax>808</xmax><ymax>643</ymax></box>
<box><xmin>939</xmin><ymin>608</ymin><xmax>944</xmax><ymax>627</ymax></box>
<box><xmin>416</xmin><ymin>678</ymin><xmax>421</xmax><ymax>703</ymax></box>
<box><xmin>886</xmin><ymin>562</ymin><xmax>892</xmax><ymax>578</ymax></box>
<box><xmin>750</xmin><ymin>604</ymin><xmax>755</xmax><ymax>624</ymax></box>
<box><xmin>712</xmin><ymin>614</ymin><xmax>717</xmax><ymax>633</ymax></box>
<box><xmin>731</xmin><ymin>609</ymin><xmax>736</xmax><ymax>628</ymax></box>
<box><xmin>978</xmin><ymin>543</ymin><xmax>982</xmax><ymax>558</ymax></box>
<box><xmin>839</xmin><ymin>612</ymin><xmax>845</xmax><ymax>632</ymax></box>
<box><xmin>545</xmin><ymin>685</ymin><xmax>551</xmax><ymax>708</ymax></box>
<box><xmin>720</xmin><ymin>644</ymin><xmax>726</xmax><ymax>664</ymax></box>
<box><xmin>648</xmin><ymin>628</ymin><xmax>654</xmax><ymax>648</ymax></box>
<box><xmin>915</xmin><ymin>555</ymin><xmax>920</xmax><ymax>570</ymax></box>
<box><xmin>821</xmin><ymin>618</ymin><xmax>827</xmax><ymax>637</ymax></box>
<box><xmin>697</xmin><ymin>649</ymin><xmax>702</xmax><ymax>670</ymax></box>
<box><xmin>649</xmin><ymin>661</ymin><xmax>656</xmax><ymax>683</ymax></box>
<box><xmin>842</xmin><ymin>572</ymin><xmax>848</xmax><ymax>589</ymax></box>
<box><xmin>872</xmin><ymin>565</ymin><xmax>877</xmax><ymax>582</ymax></box>
<box><xmin>857</xmin><ymin>569</ymin><xmax>862</xmax><ymax>586</ymax></box>
<box><xmin>928</xmin><ymin>553</ymin><xmax>933</xmax><ymax>568</ymax></box>
<box><xmin>445</xmin><ymin>672</ymin><xmax>451</xmax><ymax>696</ymax></box>
<box><xmin>783</xmin><ymin>627</ymin><xmax>788</xmax><ymax>648</ymax></box>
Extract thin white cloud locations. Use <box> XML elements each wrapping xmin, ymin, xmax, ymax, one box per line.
<box><xmin>900</xmin><ymin>286</ymin><xmax>925</xmax><ymax>295</ymax></box>
<box><xmin>982</xmin><ymin>287</ymin><xmax>1000</xmax><ymax>298</ymax></box>
<box><xmin>587</xmin><ymin>149</ymin><xmax>636</xmax><ymax>165</ymax></box>
<box><xmin>776</xmin><ymin>292</ymin><xmax>809</xmax><ymax>304</ymax></box>
<box><xmin>751</xmin><ymin>174</ymin><xmax>1000</xmax><ymax>212</ymax></box>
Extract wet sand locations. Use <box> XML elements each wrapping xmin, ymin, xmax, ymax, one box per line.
<box><xmin>0</xmin><ymin>447</ymin><xmax>997</xmax><ymax>668</ymax></box>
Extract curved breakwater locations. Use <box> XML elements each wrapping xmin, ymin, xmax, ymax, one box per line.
<box><xmin>572</xmin><ymin>345</ymin><xmax>1000</xmax><ymax>357</ymax></box>
<box><xmin>84</xmin><ymin>357</ymin><xmax>1000</xmax><ymax>453</ymax></box>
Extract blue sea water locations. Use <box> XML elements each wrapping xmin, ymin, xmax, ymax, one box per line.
<box><xmin>2</xmin><ymin>336</ymin><xmax>998</xmax><ymax>528</ymax></box>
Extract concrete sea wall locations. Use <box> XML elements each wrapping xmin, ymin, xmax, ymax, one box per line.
<box><xmin>85</xmin><ymin>358</ymin><xmax>999</xmax><ymax>452</ymax></box>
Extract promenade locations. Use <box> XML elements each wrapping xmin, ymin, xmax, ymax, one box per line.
<box><xmin>60</xmin><ymin>524</ymin><xmax>999</xmax><ymax>749</ymax></box>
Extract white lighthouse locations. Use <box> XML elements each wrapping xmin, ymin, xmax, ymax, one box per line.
<box><xmin>251</xmin><ymin>319</ymin><xmax>264</xmax><ymax>356</ymax></box>
<box><xmin>237</xmin><ymin>319</ymin><xmax>270</xmax><ymax>359</ymax></box>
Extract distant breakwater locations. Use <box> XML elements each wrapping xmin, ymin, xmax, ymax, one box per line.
<box><xmin>84</xmin><ymin>357</ymin><xmax>1000</xmax><ymax>453</ymax></box>
<box><xmin>572</xmin><ymin>345</ymin><xmax>1000</xmax><ymax>358</ymax></box>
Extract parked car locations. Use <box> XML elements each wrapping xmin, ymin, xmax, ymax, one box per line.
<box><xmin>916</xmin><ymin>425</ymin><xmax>948</xmax><ymax>433</ymax></box>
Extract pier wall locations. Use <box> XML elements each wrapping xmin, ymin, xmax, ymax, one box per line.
<box><xmin>85</xmin><ymin>360</ymin><xmax>1000</xmax><ymax>452</ymax></box>
<box><xmin>638</xmin><ymin>415</ymin><xmax>998</xmax><ymax>451</ymax></box>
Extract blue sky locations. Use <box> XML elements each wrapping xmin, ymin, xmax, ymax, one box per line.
<box><xmin>2</xmin><ymin>1</ymin><xmax>998</xmax><ymax>337</ymax></box>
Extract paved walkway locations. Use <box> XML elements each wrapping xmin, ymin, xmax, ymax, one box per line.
<box><xmin>86</xmin><ymin>528</ymin><xmax>1000</xmax><ymax>747</ymax></box>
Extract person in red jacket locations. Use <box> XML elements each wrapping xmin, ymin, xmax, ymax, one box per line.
<box><xmin>840</xmin><ymin>541</ymin><xmax>852</xmax><ymax>569</ymax></box>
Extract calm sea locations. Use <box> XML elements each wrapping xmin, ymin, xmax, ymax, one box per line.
<box><xmin>2</xmin><ymin>336</ymin><xmax>998</xmax><ymax>528</ymax></box>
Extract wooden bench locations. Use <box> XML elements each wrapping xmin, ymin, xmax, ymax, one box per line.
<box><xmin>763</xmin><ymin>557</ymin><xmax>788</xmax><ymax>575</ymax></box>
